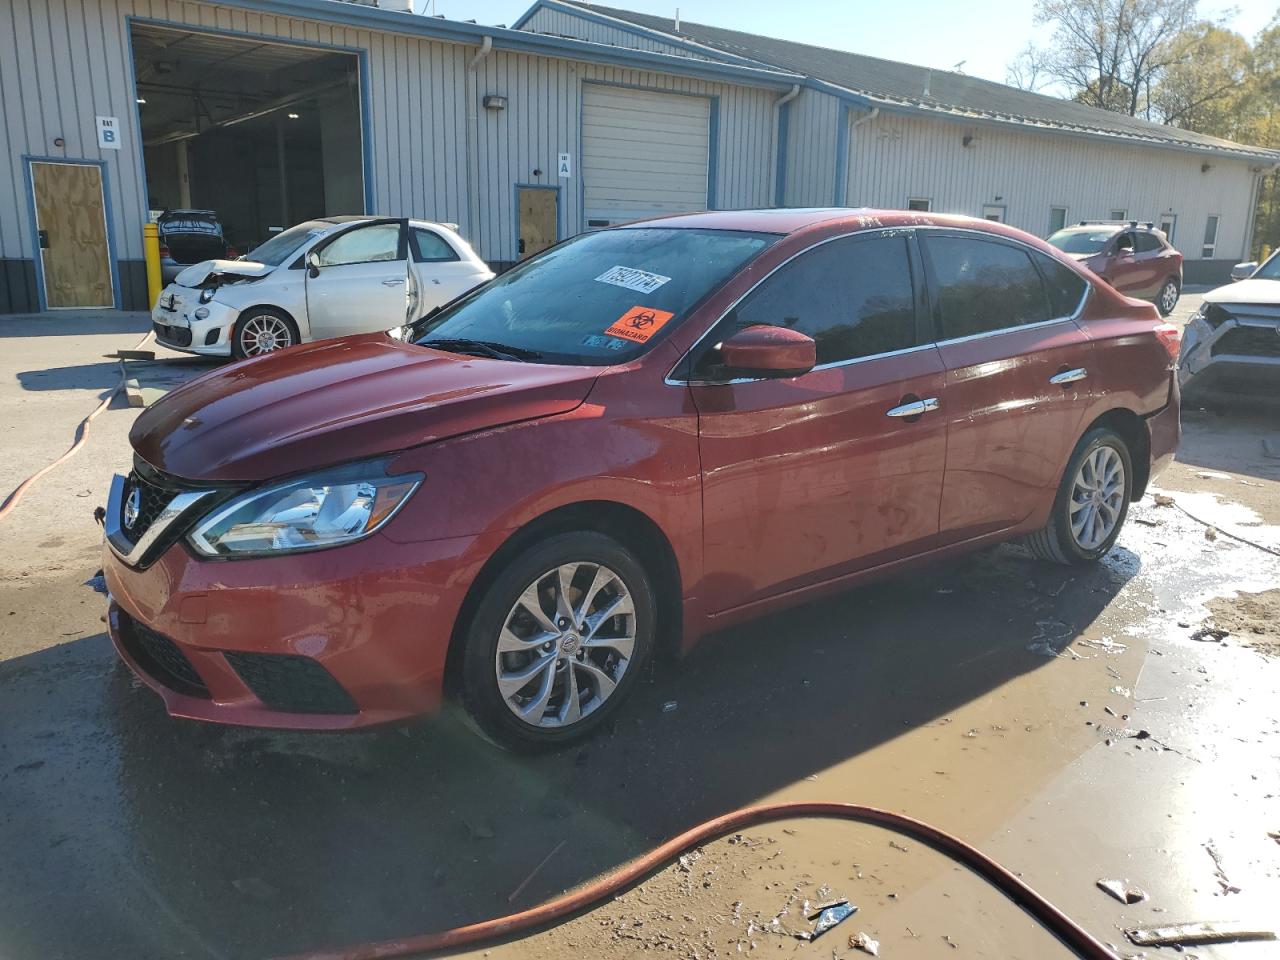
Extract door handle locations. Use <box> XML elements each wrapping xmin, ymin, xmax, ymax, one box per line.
<box><xmin>381</xmin><ymin>278</ymin><xmax>405</xmax><ymax>286</ymax></box>
<box><xmin>885</xmin><ymin>397</ymin><xmax>940</xmax><ymax>418</ymax></box>
<box><xmin>1049</xmin><ymin>367</ymin><xmax>1088</xmax><ymax>385</ymax></box>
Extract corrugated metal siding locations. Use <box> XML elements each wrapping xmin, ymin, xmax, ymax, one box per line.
<box><xmin>781</xmin><ymin>88</ymin><xmax>840</xmax><ymax>207</ymax></box>
<box><xmin>519</xmin><ymin>7</ymin><xmax>718</xmax><ymax>60</ymax></box>
<box><xmin>845</xmin><ymin>111</ymin><xmax>1259</xmax><ymax>260</ymax></box>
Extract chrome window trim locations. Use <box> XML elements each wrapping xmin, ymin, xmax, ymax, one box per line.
<box><xmin>665</xmin><ymin>224</ymin><xmax>1091</xmax><ymax>386</ymax></box>
<box><xmin>104</xmin><ymin>473</ymin><xmax>217</xmax><ymax>568</ymax></box>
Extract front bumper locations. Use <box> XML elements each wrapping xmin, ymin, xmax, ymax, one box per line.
<box><xmin>102</xmin><ymin>473</ymin><xmax>500</xmax><ymax>729</ymax></box>
<box><xmin>151</xmin><ymin>285</ymin><xmax>235</xmax><ymax>357</ymax></box>
<box><xmin>1179</xmin><ymin>313</ymin><xmax>1280</xmax><ymax>400</ymax></box>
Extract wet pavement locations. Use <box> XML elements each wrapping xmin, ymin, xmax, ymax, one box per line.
<box><xmin>2</xmin><ymin>300</ymin><xmax>1279</xmax><ymax>960</ymax></box>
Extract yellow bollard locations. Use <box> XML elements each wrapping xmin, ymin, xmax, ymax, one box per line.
<box><xmin>143</xmin><ymin>222</ymin><xmax>163</xmax><ymax>309</ymax></box>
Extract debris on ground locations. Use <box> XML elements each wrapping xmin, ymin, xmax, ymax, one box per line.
<box><xmin>661</xmin><ymin>701</ymin><xmax>678</xmax><ymax>713</ymax></box>
<box><xmin>1206</xmin><ymin>589</ymin><xmax>1280</xmax><ymax>658</ymax></box>
<box><xmin>1126</xmin><ymin>921</ymin><xmax>1277</xmax><ymax>947</ymax></box>
<box><xmin>805</xmin><ymin>897</ymin><xmax>848</xmax><ymax>919</ymax></box>
<box><xmin>793</xmin><ymin>901</ymin><xmax>855</xmax><ymax>941</ymax></box>
<box><xmin>1152</xmin><ymin>493</ymin><xmax>1176</xmax><ymax>507</ymax></box>
<box><xmin>850</xmin><ymin>931</ymin><xmax>880</xmax><ymax>955</ymax></box>
<box><xmin>1205</xmin><ymin>526</ymin><xmax>1218</xmax><ymax>542</ymax></box>
<box><xmin>1132</xmin><ymin>516</ymin><xmax>1160</xmax><ymax>526</ymax></box>
<box><xmin>1097</xmin><ymin>879</ymin><xmax>1148</xmax><ymax>904</ymax></box>
<box><xmin>1204</xmin><ymin>842</ymin><xmax>1240</xmax><ymax>895</ymax></box>
<box><xmin>1196</xmin><ymin>471</ymin><xmax>1232</xmax><ymax>481</ymax></box>
<box><xmin>1190</xmin><ymin>625</ymin><xmax>1229</xmax><ymax>643</ymax></box>
<box><xmin>83</xmin><ymin>572</ymin><xmax>106</xmax><ymax>595</ymax></box>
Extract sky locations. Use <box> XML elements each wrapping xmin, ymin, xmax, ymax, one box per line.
<box><xmin>419</xmin><ymin>0</ymin><xmax>1278</xmax><ymax>86</ymax></box>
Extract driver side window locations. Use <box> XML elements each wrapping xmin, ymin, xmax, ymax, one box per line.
<box><xmin>316</xmin><ymin>224</ymin><xmax>402</xmax><ymax>267</ymax></box>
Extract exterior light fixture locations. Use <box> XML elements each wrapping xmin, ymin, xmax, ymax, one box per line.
<box><xmin>483</xmin><ymin>95</ymin><xmax>507</xmax><ymax>111</ymax></box>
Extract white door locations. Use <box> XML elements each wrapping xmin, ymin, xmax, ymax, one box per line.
<box><xmin>581</xmin><ymin>84</ymin><xmax>710</xmax><ymax>228</ymax></box>
<box><xmin>305</xmin><ymin>221</ymin><xmax>408</xmax><ymax>340</ymax></box>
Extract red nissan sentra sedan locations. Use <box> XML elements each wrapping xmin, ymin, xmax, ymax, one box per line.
<box><xmin>102</xmin><ymin>209</ymin><xmax>1181</xmax><ymax>749</ymax></box>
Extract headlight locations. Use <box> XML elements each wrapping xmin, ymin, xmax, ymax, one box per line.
<box><xmin>187</xmin><ymin>461</ymin><xmax>422</xmax><ymax>558</ymax></box>
<box><xmin>199</xmin><ymin>287</ymin><xmax>216</xmax><ymax>304</ymax></box>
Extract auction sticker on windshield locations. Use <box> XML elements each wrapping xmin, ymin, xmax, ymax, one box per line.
<box><xmin>605</xmin><ymin>306</ymin><xmax>675</xmax><ymax>344</ymax></box>
<box><xmin>595</xmin><ymin>265</ymin><xmax>672</xmax><ymax>295</ymax></box>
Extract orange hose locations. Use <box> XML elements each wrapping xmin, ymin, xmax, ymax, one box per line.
<box><xmin>278</xmin><ymin>801</ymin><xmax>1120</xmax><ymax>960</ymax></box>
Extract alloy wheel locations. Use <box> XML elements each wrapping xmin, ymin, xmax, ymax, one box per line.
<box><xmin>1160</xmin><ymin>282</ymin><xmax>1178</xmax><ymax>314</ymax></box>
<box><xmin>239</xmin><ymin>314</ymin><xmax>294</xmax><ymax>355</ymax></box>
<box><xmin>1068</xmin><ymin>445</ymin><xmax>1125</xmax><ymax>550</ymax></box>
<box><xmin>495</xmin><ymin>562</ymin><xmax>636</xmax><ymax>729</ymax></box>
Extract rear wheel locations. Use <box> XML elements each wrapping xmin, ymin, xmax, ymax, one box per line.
<box><xmin>1156</xmin><ymin>278</ymin><xmax>1180</xmax><ymax>316</ymax></box>
<box><xmin>458</xmin><ymin>531</ymin><xmax>655</xmax><ymax>750</ymax></box>
<box><xmin>231</xmin><ymin>309</ymin><xmax>298</xmax><ymax>359</ymax></box>
<box><xmin>1024</xmin><ymin>427</ymin><xmax>1133</xmax><ymax>565</ymax></box>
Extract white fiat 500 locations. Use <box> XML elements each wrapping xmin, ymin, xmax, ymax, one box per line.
<box><xmin>151</xmin><ymin>216</ymin><xmax>494</xmax><ymax>358</ymax></box>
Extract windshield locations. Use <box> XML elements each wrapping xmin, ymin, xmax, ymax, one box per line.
<box><xmin>246</xmin><ymin>221</ymin><xmax>328</xmax><ymax>266</ymax></box>
<box><xmin>1046</xmin><ymin>230</ymin><xmax>1114</xmax><ymax>254</ymax></box>
<box><xmin>1253</xmin><ymin>251</ymin><xmax>1280</xmax><ymax>280</ymax></box>
<box><xmin>411</xmin><ymin>228</ymin><xmax>777</xmax><ymax>365</ymax></box>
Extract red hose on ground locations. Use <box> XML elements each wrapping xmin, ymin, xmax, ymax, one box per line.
<box><xmin>279</xmin><ymin>801</ymin><xmax>1120</xmax><ymax>960</ymax></box>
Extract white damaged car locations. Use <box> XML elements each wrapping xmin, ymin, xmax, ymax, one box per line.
<box><xmin>1179</xmin><ymin>250</ymin><xmax>1280</xmax><ymax>401</ymax></box>
<box><xmin>151</xmin><ymin>216</ymin><xmax>494</xmax><ymax>358</ymax></box>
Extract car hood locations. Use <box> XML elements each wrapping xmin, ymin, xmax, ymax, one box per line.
<box><xmin>1203</xmin><ymin>277</ymin><xmax>1280</xmax><ymax>305</ymax></box>
<box><xmin>174</xmin><ymin>259</ymin><xmax>272</xmax><ymax>286</ymax></box>
<box><xmin>130</xmin><ymin>334</ymin><xmax>601</xmax><ymax>483</ymax></box>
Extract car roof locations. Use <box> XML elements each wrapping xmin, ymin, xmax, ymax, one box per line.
<box><xmin>620</xmin><ymin>207</ymin><xmax>1039</xmax><ymax>237</ymax></box>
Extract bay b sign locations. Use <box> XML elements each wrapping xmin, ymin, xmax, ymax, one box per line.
<box><xmin>96</xmin><ymin>116</ymin><xmax>122</xmax><ymax>150</ymax></box>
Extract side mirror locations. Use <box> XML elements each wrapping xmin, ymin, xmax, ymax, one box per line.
<box><xmin>306</xmin><ymin>251</ymin><xmax>321</xmax><ymax>278</ymax></box>
<box><xmin>1230</xmin><ymin>261</ymin><xmax>1258</xmax><ymax>281</ymax></box>
<box><xmin>718</xmin><ymin>324</ymin><xmax>816</xmax><ymax>379</ymax></box>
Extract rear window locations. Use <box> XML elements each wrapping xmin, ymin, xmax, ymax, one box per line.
<box><xmin>1047</xmin><ymin>230</ymin><xmax>1113</xmax><ymax>255</ymax></box>
<box><xmin>925</xmin><ymin>235</ymin><xmax>1053</xmax><ymax>339</ymax></box>
<box><xmin>1032</xmin><ymin>252</ymin><xmax>1089</xmax><ymax>317</ymax></box>
<box><xmin>159</xmin><ymin>212</ymin><xmax>222</xmax><ymax>237</ymax></box>
<box><xmin>412</xmin><ymin>228</ymin><xmax>777</xmax><ymax>365</ymax></box>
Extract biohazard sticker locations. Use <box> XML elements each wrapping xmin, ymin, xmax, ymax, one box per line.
<box><xmin>605</xmin><ymin>305</ymin><xmax>675</xmax><ymax>344</ymax></box>
<box><xmin>594</xmin><ymin>265</ymin><xmax>672</xmax><ymax>295</ymax></box>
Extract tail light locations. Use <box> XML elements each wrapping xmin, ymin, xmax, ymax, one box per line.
<box><xmin>1153</xmin><ymin>322</ymin><xmax>1181</xmax><ymax>361</ymax></box>
<box><xmin>226</xmin><ymin>245</ymin><xmax>239</xmax><ymax>259</ymax></box>
<box><xmin>158</xmin><ymin>243</ymin><xmax>170</xmax><ymax>259</ymax></box>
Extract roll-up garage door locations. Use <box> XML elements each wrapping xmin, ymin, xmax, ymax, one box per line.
<box><xmin>581</xmin><ymin>84</ymin><xmax>711</xmax><ymax>228</ymax></box>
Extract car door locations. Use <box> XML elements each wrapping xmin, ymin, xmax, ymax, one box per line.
<box><xmin>684</xmin><ymin>231</ymin><xmax>947</xmax><ymax>614</ymax></box>
<box><xmin>1104</xmin><ymin>230</ymin><xmax>1145</xmax><ymax>295</ymax></box>
<box><xmin>919</xmin><ymin>231</ymin><xmax>1095</xmax><ymax>543</ymax></box>
<box><xmin>305</xmin><ymin>220</ymin><xmax>409</xmax><ymax>340</ymax></box>
<box><xmin>1129</xmin><ymin>232</ymin><xmax>1166</xmax><ymax>298</ymax></box>
<box><xmin>407</xmin><ymin>226</ymin><xmax>483</xmax><ymax>319</ymax></box>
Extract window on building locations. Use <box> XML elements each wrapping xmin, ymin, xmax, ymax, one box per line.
<box><xmin>1031</xmin><ymin>251</ymin><xmax>1089</xmax><ymax>317</ymax></box>
<box><xmin>982</xmin><ymin>204</ymin><xmax>1006</xmax><ymax>223</ymax></box>
<box><xmin>924</xmin><ymin>235</ymin><xmax>1053</xmax><ymax>339</ymax></box>
<box><xmin>1159</xmin><ymin>214</ymin><xmax>1176</xmax><ymax>243</ymax></box>
<box><xmin>718</xmin><ymin>235</ymin><xmax>918</xmax><ymax>367</ymax></box>
<box><xmin>1048</xmin><ymin>206</ymin><xmax>1068</xmax><ymax>234</ymax></box>
<box><xmin>410</xmin><ymin>228</ymin><xmax>460</xmax><ymax>262</ymax></box>
<box><xmin>316</xmin><ymin>223</ymin><xmax>402</xmax><ymax>267</ymax></box>
<box><xmin>1202</xmin><ymin>215</ymin><xmax>1220</xmax><ymax>259</ymax></box>
<box><xmin>907</xmin><ymin>198</ymin><xmax>931</xmax><ymax>212</ymax></box>
<box><xmin>1110</xmin><ymin>209</ymin><xmax>1128</xmax><ymax>221</ymax></box>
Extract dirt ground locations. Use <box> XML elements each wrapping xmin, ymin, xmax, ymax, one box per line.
<box><xmin>2</xmin><ymin>297</ymin><xmax>1279</xmax><ymax>960</ymax></box>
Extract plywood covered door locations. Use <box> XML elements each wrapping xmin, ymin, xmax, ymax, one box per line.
<box><xmin>581</xmin><ymin>84</ymin><xmax>710</xmax><ymax>228</ymax></box>
<box><xmin>517</xmin><ymin>186</ymin><xmax>558</xmax><ymax>260</ymax></box>
<box><xmin>31</xmin><ymin>161</ymin><xmax>114</xmax><ymax>308</ymax></box>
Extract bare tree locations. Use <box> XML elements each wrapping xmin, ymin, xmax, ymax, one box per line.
<box><xmin>1026</xmin><ymin>0</ymin><xmax>1201</xmax><ymax>115</ymax></box>
<box><xmin>1006</xmin><ymin>45</ymin><xmax>1052</xmax><ymax>91</ymax></box>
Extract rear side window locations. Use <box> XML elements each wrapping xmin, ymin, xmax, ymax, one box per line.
<box><xmin>1032</xmin><ymin>252</ymin><xmax>1089</xmax><ymax>317</ymax></box>
<box><xmin>925</xmin><ymin>236</ymin><xmax>1052</xmax><ymax>339</ymax></box>
<box><xmin>1135</xmin><ymin>233</ymin><xmax>1163</xmax><ymax>254</ymax></box>
<box><xmin>724</xmin><ymin>235</ymin><xmax>917</xmax><ymax>366</ymax></box>
<box><xmin>411</xmin><ymin>228</ymin><xmax>459</xmax><ymax>262</ymax></box>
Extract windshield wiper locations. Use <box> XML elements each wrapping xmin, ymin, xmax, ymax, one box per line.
<box><xmin>422</xmin><ymin>337</ymin><xmax>543</xmax><ymax>362</ymax></box>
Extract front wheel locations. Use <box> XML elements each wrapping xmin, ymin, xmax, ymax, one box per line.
<box><xmin>231</xmin><ymin>309</ymin><xmax>298</xmax><ymax>359</ymax></box>
<box><xmin>458</xmin><ymin>531</ymin><xmax>655</xmax><ymax>750</ymax></box>
<box><xmin>1156</xmin><ymin>278</ymin><xmax>1180</xmax><ymax>317</ymax></box>
<box><xmin>1024</xmin><ymin>427</ymin><xmax>1133</xmax><ymax>565</ymax></box>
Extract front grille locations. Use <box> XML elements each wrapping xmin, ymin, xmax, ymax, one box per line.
<box><xmin>1212</xmin><ymin>326</ymin><xmax>1280</xmax><ymax>359</ymax></box>
<box><xmin>224</xmin><ymin>652</ymin><xmax>358</xmax><ymax>715</ymax></box>
<box><xmin>119</xmin><ymin>469</ymin><xmax>176</xmax><ymax>545</ymax></box>
<box><xmin>153</xmin><ymin>321</ymin><xmax>193</xmax><ymax>347</ymax></box>
<box><xmin>116</xmin><ymin>610</ymin><xmax>209</xmax><ymax>698</ymax></box>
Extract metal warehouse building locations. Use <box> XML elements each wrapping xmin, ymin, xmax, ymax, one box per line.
<box><xmin>3</xmin><ymin>0</ymin><xmax>1278</xmax><ymax>313</ymax></box>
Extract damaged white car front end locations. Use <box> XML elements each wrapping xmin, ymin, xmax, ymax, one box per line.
<box><xmin>152</xmin><ymin>259</ymin><xmax>278</xmax><ymax>357</ymax></box>
<box><xmin>1179</xmin><ymin>274</ymin><xmax>1280</xmax><ymax>401</ymax></box>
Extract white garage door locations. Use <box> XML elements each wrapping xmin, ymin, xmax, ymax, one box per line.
<box><xmin>582</xmin><ymin>84</ymin><xmax>710</xmax><ymax>227</ymax></box>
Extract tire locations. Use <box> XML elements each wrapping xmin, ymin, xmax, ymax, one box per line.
<box><xmin>1156</xmin><ymin>278</ymin><xmax>1180</xmax><ymax>317</ymax></box>
<box><xmin>231</xmin><ymin>308</ymin><xmax>298</xmax><ymax>359</ymax></box>
<box><xmin>1024</xmin><ymin>427</ymin><xmax>1134</xmax><ymax>565</ymax></box>
<box><xmin>458</xmin><ymin>531</ymin><xmax>656</xmax><ymax>751</ymax></box>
